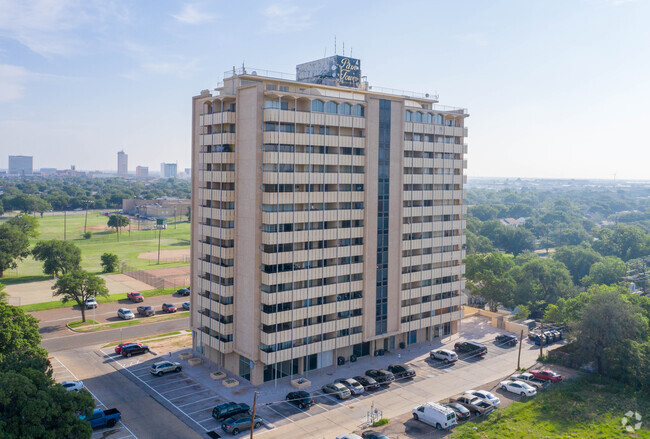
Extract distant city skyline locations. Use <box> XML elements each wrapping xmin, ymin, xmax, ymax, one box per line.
<box><xmin>1</xmin><ymin>1</ymin><xmax>649</xmax><ymax>179</ymax></box>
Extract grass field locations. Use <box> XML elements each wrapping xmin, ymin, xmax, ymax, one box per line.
<box><xmin>0</xmin><ymin>211</ymin><xmax>190</xmax><ymax>281</ymax></box>
<box><xmin>452</xmin><ymin>377</ymin><xmax>650</xmax><ymax>438</ymax></box>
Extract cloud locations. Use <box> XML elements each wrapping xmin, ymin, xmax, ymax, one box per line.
<box><xmin>171</xmin><ymin>3</ymin><xmax>215</xmax><ymax>25</ymax></box>
<box><xmin>0</xmin><ymin>0</ymin><xmax>131</xmax><ymax>57</ymax></box>
<box><xmin>0</xmin><ymin>64</ymin><xmax>35</xmax><ymax>102</ymax></box>
<box><xmin>261</xmin><ymin>2</ymin><xmax>316</xmax><ymax>33</ymax></box>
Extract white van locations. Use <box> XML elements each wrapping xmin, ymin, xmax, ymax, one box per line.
<box><xmin>412</xmin><ymin>402</ymin><xmax>457</xmax><ymax>430</ymax></box>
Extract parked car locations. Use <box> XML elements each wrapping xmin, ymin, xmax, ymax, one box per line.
<box><xmin>285</xmin><ymin>391</ymin><xmax>314</xmax><ymax>409</ymax></box>
<box><xmin>449</xmin><ymin>395</ymin><xmax>495</xmax><ymax>416</ymax></box>
<box><xmin>361</xmin><ymin>431</ymin><xmax>390</xmax><ymax>439</ymax></box>
<box><xmin>413</xmin><ymin>401</ymin><xmax>457</xmax><ymax>430</ymax></box>
<box><xmin>60</xmin><ymin>380</ymin><xmax>84</xmax><ymax>392</ymax></box>
<box><xmin>181</xmin><ymin>301</ymin><xmax>190</xmax><ymax>310</ymax></box>
<box><xmin>120</xmin><ymin>343</ymin><xmax>149</xmax><ymax>357</ymax></box>
<box><xmin>221</xmin><ymin>414</ymin><xmax>262</xmax><ymax>435</ymax></box>
<box><xmin>322</xmin><ymin>382</ymin><xmax>351</xmax><ymax>400</ymax></box>
<box><xmin>509</xmin><ymin>372</ymin><xmax>550</xmax><ymax>390</ymax></box>
<box><xmin>336</xmin><ymin>435</ymin><xmax>363</xmax><ymax>439</ymax></box>
<box><xmin>454</xmin><ymin>341</ymin><xmax>488</xmax><ymax>357</ymax></box>
<box><xmin>80</xmin><ymin>408</ymin><xmax>121</xmax><ymax>429</ymax></box>
<box><xmin>466</xmin><ymin>390</ymin><xmax>501</xmax><ymax>407</ymax></box>
<box><xmin>114</xmin><ymin>342</ymin><xmax>141</xmax><ymax>354</ymax></box>
<box><xmin>444</xmin><ymin>402</ymin><xmax>471</xmax><ymax>421</ymax></box>
<box><xmin>150</xmin><ymin>361</ymin><xmax>182</xmax><ymax>376</ymax></box>
<box><xmin>212</xmin><ymin>402</ymin><xmax>251</xmax><ymax>420</ymax></box>
<box><xmin>137</xmin><ymin>305</ymin><xmax>154</xmax><ymax>316</ymax></box>
<box><xmin>388</xmin><ymin>364</ymin><xmax>416</xmax><ymax>379</ymax></box>
<box><xmin>365</xmin><ymin>369</ymin><xmax>395</xmax><ymax>385</ymax></box>
<box><xmin>85</xmin><ymin>298</ymin><xmax>98</xmax><ymax>309</ymax></box>
<box><xmin>117</xmin><ymin>308</ymin><xmax>135</xmax><ymax>320</ymax></box>
<box><xmin>499</xmin><ymin>380</ymin><xmax>537</xmax><ymax>397</ymax></box>
<box><xmin>162</xmin><ymin>303</ymin><xmax>177</xmax><ymax>313</ymax></box>
<box><xmin>126</xmin><ymin>291</ymin><xmax>143</xmax><ymax>302</ymax></box>
<box><xmin>353</xmin><ymin>375</ymin><xmax>380</xmax><ymax>391</ymax></box>
<box><xmin>335</xmin><ymin>378</ymin><xmax>365</xmax><ymax>395</ymax></box>
<box><xmin>530</xmin><ymin>369</ymin><xmax>562</xmax><ymax>383</ymax></box>
<box><xmin>177</xmin><ymin>288</ymin><xmax>190</xmax><ymax>296</ymax></box>
<box><xmin>495</xmin><ymin>334</ymin><xmax>518</xmax><ymax>346</ymax></box>
<box><xmin>430</xmin><ymin>349</ymin><xmax>458</xmax><ymax>363</ymax></box>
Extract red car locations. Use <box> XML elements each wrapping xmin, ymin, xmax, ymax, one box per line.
<box><xmin>115</xmin><ymin>342</ymin><xmax>142</xmax><ymax>354</ymax></box>
<box><xmin>162</xmin><ymin>303</ymin><xmax>177</xmax><ymax>313</ymax></box>
<box><xmin>127</xmin><ymin>292</ymin><xmax>144</xmax><ymax>302</ymax></box>
<box><xmin>530</xmin><ymin>369</ymin><xmax>562</xmax><ymax>383</ymax></box>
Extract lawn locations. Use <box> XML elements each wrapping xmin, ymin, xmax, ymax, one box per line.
<box><xmin>0</xmin><ymin>211</ymin><xmax>190</xmax><ymax>280</ymax></box>
<box><xmin>452</xmin><ymin>376</ymin><xmax>650</xmax><ymax>438</ymax></box>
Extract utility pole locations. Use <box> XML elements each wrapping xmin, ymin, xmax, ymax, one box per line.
<box><xmin>517</xmin><ymin>330</ymin><xmax>523</xmax><ymax>370</ymax></box>
<box><xmin>157</xmin><ymin>227</ymin><xmax>162</xmax><ymax>264</ymax></box>
<box><xmin>83</xmin><ymin>200</ymin><xmax>91</xmax><ymax>234</ymax></box>
<box><xmin>539</xmin><ymin>321</ymin><xmax>544</xmax><ymax>359</ymax></box>
<box><xmin>249</xmin><ymin>391</ymin><xmax>258</xmax><ymax>439</ymax></box>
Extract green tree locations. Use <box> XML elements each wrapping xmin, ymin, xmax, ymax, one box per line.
<box><xmin>0</xmin><ymin>301</ymin><xmax>46</xmax><ymax>362</ymax></box>
<box><xmin>52</xmin><ymin>271</ymin><xmax>109</xmax><ymax>322</ymax></box>
<box><xmin>553</xmin><ymin>244</ymin><xmax>603</xmax><ymax>284</ymax></box>
<box><xmin>0</xmin><ymin>224</ymin><xmax>30</xmax><ymax>278</ymax></box>
<box><xmin>581</xmin><ymin>256</ymin><xmax>626</xmax><ymax>286</ymax></box>
<box><xmin>0</xmin><ymin>282</ymin><xmax>6</xmax><ymax>302</ymax></box>
<box><xmin>572</xmin><ymin>289</ymin><xmax>647</xmax><ymax>374</ymax></box>
<box><xmin>100</xmin><ymin>253</ymin><xmax>119</xmax><ymax>273</ymax></box>
<box><xmin>465</xmin><ymin>251</ymin><xmax>516</xmax><ymax>312</ymax></box>
<box><xmin>6</xmin><ymin>214</ymin><xmax>39</xmax><ymax>237</ymax></box>
<box><xmin>107</xmin><ymin>214</ymin><xmax>130</xmax><ymax>241</ymax></box>
<box><xmin>511</xmin><ymin>257</ymin><xmax>575</xmax><ymax>310</ymax></box>
<box><xmin>594</xmin><ymin>225</ymin><xmax>650</xmax><ymax>261</ymax></box>
<box><xmin>465</xmin><ymin>230</ymin><xmax>493</xmax><ymax>255</ymax></box>
<box><xmin>32</xmin><ymin>240</ymin><xmax>82</xmax><ymax>277</ymax></box>
<box><xmin>513</xmin><ymin>304</ymin><xmax>530</xmax><ymax>320</ymax></box>
<box><xmin>0</xmin><ymin>369</ymin><xmax>94</xmax><ymax>438</ymax></box>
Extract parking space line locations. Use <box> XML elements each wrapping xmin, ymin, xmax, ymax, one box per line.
<box><xmin>50</xmin><ymin>356</ymin><xmax>138</xmax><ymax>439</ymax></box>
<box><xmin>197</xmin><ymin>417</ymin><xmax>215</xmax><ymax>424</ymax></box>
<box><xmin>177</xmin><ymin>394</ymin><xmax>218</xmax><ymax>408</ymax></box>
<box><xmin>264</xmin><ymin>405</ymin><xmax>296</xmax><ymax>423</ymax></box>
<box><xmin>99</xmin><ymin>349</ymin><xmax>208</xmax><ymax>433</ymax></box>
<box><xmin>186</xmin><ymin>406</ymin><xmax>213</xmax><ymax>416</ymax></box>
<box><xmin>167</xmin><ymin>388</ymin><xmax>211</xmax><ymax>402</ymax></box>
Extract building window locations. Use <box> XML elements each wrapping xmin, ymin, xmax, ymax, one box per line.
<box><xmin>414</xmin><ymin>112</ymin><xmax>423</xmax><ymax>123</ymax></box>
<box><xmin>239</xmin><ymin>355</ymin><xmax>252</xmax><ymax>381</ymax></box>
<box><xmin>340</xmin><ymin>103</ymin><xmax>352</xmax><ymax>115</ymax></box>
<box><xmin>376</xmin><ymin>99</ymin><xmax>391</xmax><ymax>336</ymax></box>
<box><xmin>311</xmin><ymin>100</ymin><xmax>324</xmax><ymax>113</ymax></box>
<box><xmin>404</xmin><ymin>110</ymin><xmax>412</xmax><ymax>122</ymax></box>
<box><xmin>326</xmin><ymin>101</ymin><xmax>338</xmax><ymax>114</ymax></box>
<box><xmin>354</xmin><ymin>104</ymin><xmax>365</xmax><ymax>117</ymax></box>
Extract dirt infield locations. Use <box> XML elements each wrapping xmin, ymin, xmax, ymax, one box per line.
<box><xmin>75</xmin><ymin>225</ymin><xmax>109</xmax><ymax>231</ymax></box>
<box><xmin>138</xmin><ymin>249</ymin><xmax>190</xmax><ymax>261</ymax></box>
<box><xmin>122</xmin><ymin>265</ymin><xmax>190</xmax><ymax>289</ymax></box>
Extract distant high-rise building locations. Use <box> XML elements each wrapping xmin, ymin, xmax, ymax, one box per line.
<box><xmin>117</xmin><ymin>151</ymin><xmax>128</xmax><ymax>176</ymax></box>
<box><xmin>40</xmin><ymin>168</ymin><xmax>57</xmax><ymax>175</ymax></box>
<box><xmin>136</xmin><ymin>166</ymin><xmax>149</xmax><ymax>178</ymax></box>
<box><xmin>190</xmin><ymin>57</ymin><xmax>468</xmax><ymax>385</ymax></box>
<box><xmin>184</xmin><ymin>168</ymin><xmax>191</xmax><ymax>175</ymax></box>
<box><xmin>160</xmin><ymin>163</ymin><xmax>177</xmax><ymax>178</ymax></box>
<box><xmin>8</xmin><ymin>155</ymin><xmax>33</xmax><ymax>175</ymax></box>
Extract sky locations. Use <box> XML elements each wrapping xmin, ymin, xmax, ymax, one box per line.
<box><xmin>0</xmin><ymin>0</ymin><xmax>649</xmax><ymax>179</ymax></box>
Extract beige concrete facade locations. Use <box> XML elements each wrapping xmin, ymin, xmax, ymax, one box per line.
<box><xmin>190</xmin><ymin>65</ymin><xmax>468</xmax><ymax>385</ymax></box>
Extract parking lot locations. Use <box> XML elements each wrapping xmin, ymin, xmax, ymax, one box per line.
<box><xmin>99</xmin><ymin>347</ymin><xmax>276</xmax><ymax>438</ymax></box>
<box><xmin>49</xmin><ymin>356</ymin><xmax>139</xmax><ymax>439</ymax></box>
<box><xmin>98</xmin><ymin>316</ymin><xmax>559</xmax><ymax>438</ymax></box>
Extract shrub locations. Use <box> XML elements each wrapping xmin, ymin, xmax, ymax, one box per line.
<box><xmin>83</xmin><ymin>231</ymin><xmax>92</xmax><ymax>239</ymax></box>
<box><xmin>372</xmin><ymin>418</ymin><xmax>389</xmax><ymax>427</ymax></box>
<box><xmin>100</xmin><ymin>253</ymin><xmax>119</xmax><ymax>273</ymax></box>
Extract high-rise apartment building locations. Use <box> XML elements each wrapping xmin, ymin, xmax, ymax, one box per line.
<box><xmin>8</xmin><ymin>155</ymin><xmax>33</xmax><ymax>175</ymax></box>
<box><xmin>136</xmin><ymin>166</ymin><xmax>149</xmax><ymax>178</ymax></box>
<box><xmin>161</xmin><ymin>162</ymin><xmax>178</xmax><ymax>178</ymax></box>
<box><xmin>190</xmin><ymin>57</ymin><xmax>468</xmax><ymax>385</ymax></box>
<box><xmin>117</xmin><ymin>150</ymin><xmax>128</xmax><ymax>176</ymax></box>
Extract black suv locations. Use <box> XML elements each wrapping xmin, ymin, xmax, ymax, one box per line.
<box><xmin>454</xmin><ymin>341</ymin><xmax>487</xmax><ymax>356</ymax></box>
<box><xmin>365</xmin><ymin>369</ymin><xmax>395</xmax><ymax>385</ymax></box>
<box><xmin>495</xmin><ymin>334</ymin><xmax>518</xmax><ymax>346</ymax></box>
<box><xmin>121</xmin><ymin>344</ymin><xmax>149</xmax><ymax>357</ymax></box>
<box><xmin>387</xmin><ymin>364</ymin><xmax>416</xmax><ymax>379</ymax></box>
<box><xmin>286</xmin><ymin>391</ymin><xmax>314</xmax><ymax>409</ymax></box>
<box><xmin>212</xmin><ymin>402</ymin><xmax>250</xmax><ymax>420</ymax></box>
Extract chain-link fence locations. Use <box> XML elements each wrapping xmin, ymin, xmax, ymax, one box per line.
<box><xmin>120</xmin><ymin>262</ymin><xmax>190</xmax><ymax>290</ymax></box>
